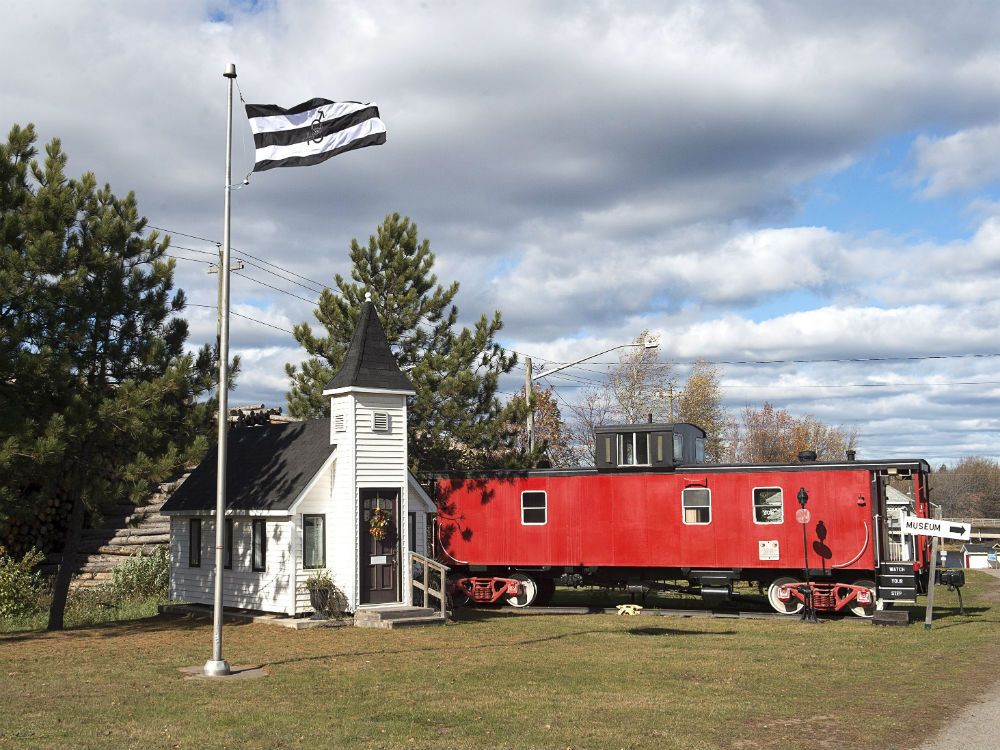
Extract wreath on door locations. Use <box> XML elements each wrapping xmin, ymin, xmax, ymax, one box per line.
<box><xmin>369</xmin><ymin>507</ymin><xmax>389</xmax><ymax>541</ymax></box>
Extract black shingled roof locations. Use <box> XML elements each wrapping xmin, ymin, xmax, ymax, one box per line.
<box><xmin>161</xmin><ymin>419</ymin><xmax>334</xmax><ymax>513</ymax></box>
<box><xmin>324</xmin><ymin>300</ymin><xmax>415</xmax><ymax>393</ymax></box>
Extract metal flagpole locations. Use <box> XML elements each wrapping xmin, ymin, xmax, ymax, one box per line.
<box><xmin>204</xmin><ymin>62</ymin><xmax>237</xmax><ymax>677</ymax></box>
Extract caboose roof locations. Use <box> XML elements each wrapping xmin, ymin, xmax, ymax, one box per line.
<box><xmin>594</xmin><ymin>421</ymin><xmax>705</xmax><ymax>434</ymax></box>
<box><xmin>435</xmin><ymin>456</ymin><xmax>931</xmax><ymax>479</ymax></box>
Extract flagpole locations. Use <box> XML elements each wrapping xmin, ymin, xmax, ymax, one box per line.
<box><xmin>204</xmin><ymin>62</ymin><xmax>237</xmax><ymax>678</ymax></box>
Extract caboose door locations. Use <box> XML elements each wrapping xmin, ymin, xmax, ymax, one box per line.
<box><xmin>360</xmin><ymin>488</ymin><xmax>401</xmax><ymax>604</ymax></box>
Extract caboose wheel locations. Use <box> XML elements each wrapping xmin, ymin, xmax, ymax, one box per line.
<box><xmin>849</xmin><ymin>578</ymin><xmax>878</xmax><ymax>618</ymax></box>
<box><xmin>505</xmin><ymin>573</ymin><xmax>538</xmax><ymax>608</ymax></box>
<box><xmin>767</xmin><ymin>576</ymin><xmax>804</xmax><ymax>615</ymax></box>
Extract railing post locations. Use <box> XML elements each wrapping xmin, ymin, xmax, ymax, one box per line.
<box><xmin>423</xmin><ymin>563</ymin><xmax>429</xmax><ymax>609</ymax></box>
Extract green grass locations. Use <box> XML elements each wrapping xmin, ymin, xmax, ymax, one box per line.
<box><xmin>1</xmin><ymin>575</ymin><xmax>997</xmax><ymax>750</ymax></box>
<box><xmin>0</xmin><ymin>588</ymin><xmax>165</xmax><ymax>633</ymax></box>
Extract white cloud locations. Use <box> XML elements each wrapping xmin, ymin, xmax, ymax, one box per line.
<box><xmin>912</xmin><ymin>124</ymin><xmax>1000</xmax><ymax>197</ymax></box>
<box><xmin>4</xmin><ymin>1</ymin><xmax>1000</xmax><ymax>463</ymax></box>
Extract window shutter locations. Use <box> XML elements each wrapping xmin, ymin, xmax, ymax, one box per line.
<box><xmin>595</xmin><ymin>434</ymin><xmax>616</xmax><ymax>469</ymax></box>
<box><xmin>373</xmin><ymin>412</ymin><xmax>390</xmax><ymax>432</ymax></box>
<box><xmin>650</xmin><ymin>431</ymin><xmax>672</xmax><ymax>467</ymax></box>
<box><xmin>334</xmin><ymin>414</ymin><xmax>346</xmax><ymax>432</ymax></box>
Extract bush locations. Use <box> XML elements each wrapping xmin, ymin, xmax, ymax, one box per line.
<box><xmin>110</xmin><ymin>547</ymin><xmax>169</xmax><ymax>600</ymax></box>
<box><xmin>0</xmin><ymin>546</ymin><xmax>46</xmax><ymax>619</ymax></box>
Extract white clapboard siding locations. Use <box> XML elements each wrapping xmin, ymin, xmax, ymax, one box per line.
<box><xmin>169</xmin><ymin>516</ymin><xmax>294</xmax><ymax>614</ymax></box>
<box><xmin>354</xmin><ymin>393</ymin><xmax>407</xmax><ymax>488</ymax></box>
<box><xmin>292</xmin><ymin>459</ymin><xmax>337</xmax><ymax>615</ymax></box>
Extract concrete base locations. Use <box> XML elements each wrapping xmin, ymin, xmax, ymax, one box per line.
<box><xmin>872</xmin><ymin>609</ymin><xmax>911</xmax><ymax>626</ymax></box>
<box><xmin>159</xmin><ymin>603</ymin><xmax>348</xmax><ymax>629</ymax></box>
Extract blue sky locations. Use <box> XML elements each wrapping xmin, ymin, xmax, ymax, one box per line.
<box><xmin>4</xmin><ymin>1</ymin><xmax>1000</xmax><ymax>464</ymax></box>
<box><xmin>798</xmin><ymin>131</ymin><xmax>986</xmax><ymax>242</ymax></box>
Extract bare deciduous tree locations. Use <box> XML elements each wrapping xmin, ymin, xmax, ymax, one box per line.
<box><xmin>931</xmin><ymin>457</ymin><xmax>1000</xmax><ymax>517</ymax></box>
<box><xmin>677</xmin><ymin>360</ymin><xmax>727</xmax><ymax>461</ymax></box>
<box><xmin>724</xmin><ymin>401</ymin><xmax>858</xmax><ymax>463</ymax></box>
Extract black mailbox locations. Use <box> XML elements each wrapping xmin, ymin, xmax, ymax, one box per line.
<box><xmin>935</xmin><ymin>569</ymin><xmax>965</xmax><ymax>588</ymax></box>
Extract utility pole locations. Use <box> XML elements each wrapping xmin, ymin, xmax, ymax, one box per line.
<box><xmin>208</xmin><ymin>242</ymin><xmax>244</xmax><ymax>356</ymax></box>
<box><xmin>525</xmin><ymin>356</ymin><xmax>534</xmax><ymax>452</ymax></box>
<box><xmin>526</xmin><ymin>338</ymin><xmax>661</xmax><ymax>451</ymax></box>
<box><xmin>668</xmin><ymin>384</ymin><xmax>675</xmax><ymax>422</ymax></box>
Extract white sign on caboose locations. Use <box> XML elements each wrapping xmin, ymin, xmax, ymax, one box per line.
<box><xmin>901</xmin><ymin>515</ymin><xmax>971</xmax><ymax>541</ymax></box>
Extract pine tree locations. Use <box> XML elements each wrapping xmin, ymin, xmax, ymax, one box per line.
<box><xmin>285</xmin><ymin>212</ymin><xmax>533</xmax><ymax>472</ymax></box>
<box><xmin>0</xmin><ymin>124</ymin><xmax>222</xmax><ymax>630</ymax></box>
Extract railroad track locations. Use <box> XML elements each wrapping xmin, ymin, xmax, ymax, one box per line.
<box><xmin>488</xmin><ymin>604</ymin><xmax>869</xmax><ymax>622</ymax></box>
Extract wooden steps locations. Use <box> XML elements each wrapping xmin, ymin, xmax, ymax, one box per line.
<box><xmin>353</xmin><ymin>606</ymin><xmax>448</xmax><ymax>629</ymax></box>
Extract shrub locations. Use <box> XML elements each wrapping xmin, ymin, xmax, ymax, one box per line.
<box><xmin>0</xmin><ymin>546</ymin><xmax>46</xmax><ymax>619</ymax></box>
<box><xmin>110</xmin><ymin>547</ymin><xmax>169</xmax><ymax>600</ymax></box>
<box><xmin>302</xmin><ymin>570</ymin><xmax>348</xmax><ymax>618</ymax></box>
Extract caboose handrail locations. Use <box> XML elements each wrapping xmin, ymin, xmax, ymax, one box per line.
<box><xmin>409</xmin><ymin>551</ymin><xmax>450</xmax><ymax>617</ymax></box>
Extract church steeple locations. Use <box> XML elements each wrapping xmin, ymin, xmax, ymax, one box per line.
<box><xmin>323</xmin><ymin>293</ymin><xmax>415</xmax><ymax>394</ymax></box>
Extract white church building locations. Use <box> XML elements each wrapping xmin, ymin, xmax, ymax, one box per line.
<box><xmin>161</xmin><ymin>297</ymin><xmax>438</xmax><ymax>617</ymax></box>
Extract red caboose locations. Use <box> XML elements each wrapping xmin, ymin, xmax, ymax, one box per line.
<box><xmin>435</xmin><ymin>422</ymin><xmax>932</xmax><ymax>617</ymax></box>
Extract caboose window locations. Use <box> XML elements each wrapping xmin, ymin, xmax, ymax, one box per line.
<box><xmin>673</xmin><ymin>433</ymin><xmax>684</xmax><ymax>461</ymax></box>
<box><xmin>695</xmin><ymin>437</ymin><xmax>706</xmax><ymax>463</ymax></box>
<box><xmin>521</xmin><ymin>491</ymin><xmax>547</xmax><ymax>525</ymax></box>
<box><xmin>682</xmin><ymin>487</ymin><xmax>711</xmax><ymax>524</ymax></box>
<box><xmin>619</xmin><ymin>432</ymin><xmax>649</xmax><ymax>466</ymax></box>
<box><xmin>753</xmin><ymin>487</ymin><xmax>783</xmax><ymax>524</ymax></box>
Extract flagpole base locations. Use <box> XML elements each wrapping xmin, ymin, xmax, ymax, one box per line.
<box><xmin>203</xmin><ymin>659</ymin><xmax>232</xmax><ymax>677</ymax></box>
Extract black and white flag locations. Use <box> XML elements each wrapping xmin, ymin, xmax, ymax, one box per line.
<box><xmin>244</xmin><ymin>98</ymin><xmax>386</xmax><ymax>172</ymax></box>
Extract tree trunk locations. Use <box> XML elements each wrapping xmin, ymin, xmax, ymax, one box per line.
<box><xmin>47</xmin><ymin>492</ymin><xmax>85</xmax><ymax>631</ymax></box>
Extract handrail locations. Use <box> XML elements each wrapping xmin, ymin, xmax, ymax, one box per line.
<box><xmin>409</xmin><ymin>551</ymin><xmax>450</xmax><ymax>618</ymax></box>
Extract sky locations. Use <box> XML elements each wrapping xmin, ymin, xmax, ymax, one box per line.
<box><xmin>4</xmin><ymin>1</ymin><xmax>1000</xmax><ymax>466</ymax></box>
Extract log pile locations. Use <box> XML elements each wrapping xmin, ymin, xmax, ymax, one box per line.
<box><xmin>0</xmin><ymin>495</ymin><xmax>70</xmax><ymax>559</ymax></box>
<box><xmin>228</xmin><ymin>404</ymin><xmax>296</xmax><ymax>428</ymax></box>
<box><xmin>40</xmin><ymin>474</ymin><xmax>187</xmax><ymax>587</ymax></box>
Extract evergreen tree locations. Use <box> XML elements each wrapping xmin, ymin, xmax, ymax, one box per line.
<box><xmin>285</xmin><ymin>212</ymin><xmax>533</xmax><ymax>472</ymax></box>
<box><xmin>0</xmin><ymin>124</ymin><xmax>223</xmax><ymax>630</ymax></box>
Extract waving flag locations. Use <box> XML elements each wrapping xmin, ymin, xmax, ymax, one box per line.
<box><xmin>245</xmin><ymin>98</ymin><xmax>386</xmax><ymax>172</ymax></box>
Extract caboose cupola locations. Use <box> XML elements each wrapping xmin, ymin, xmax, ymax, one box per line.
<box><xmin>593</xmin><ymin>422</ymin><xmax>706</xmax><ymax>471</ymax></box>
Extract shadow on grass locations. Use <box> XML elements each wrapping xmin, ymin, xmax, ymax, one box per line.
<box><xmin>627</xmin><ymin>626</ymin><xmax>738</xmax><ymax>637</ymax></box>
<box><xmin>0</xmin><ymin>612</ymin><xmax>251</xmax><ymax>643</ymax></box>
<box><xmin>266</xmin><ymin>627</ymin><xmax>606</xmax><ymax>668</ymax></box>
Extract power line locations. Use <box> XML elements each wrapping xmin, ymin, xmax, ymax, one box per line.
<box><xmin>522</xmin><ymin>351</ymin><xmax>1000</xmax><ymax>368</ymax></box>
<box><xmin>161</xmin><ymin>251</ymin><xmax>322</xmax><ymax>307</ymax></box>
<box><xmin>540</xmin><ymin>379</ymin><xmax>1000</xmax><ymax>391</ymax></box>
<box><xmin>187</xmin><ymin>303</ymin><xmax>294</xmax><ymax>335</ymax></box>
<box><xmin>164</xmin><ymin>253</ymin><xmax>215</xmax><ymax>266</ymax></box>
<box><xmin>232</xmin><ymin>270</ymin><xmax>319</xmax><ymax>306</ymax></box>
<box><xmin>147</xmin><ymin>224</ymin><xmax>331</xmax><ymax>294</ymax></box>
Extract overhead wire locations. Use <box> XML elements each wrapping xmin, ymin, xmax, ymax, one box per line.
<box><xmin>147</xmin><ymin>223</ymin><xmax>331</xmax><ymax>293</ymax></box>
<box><xmin>155</xmin><ymin>225</ymin><xmax>1000</xmax><ymax>398</ymax></box>
<box><xmin>187</xmin><ymin>303</ymin><xmax>294</xmax><ymax>335</ymax></box>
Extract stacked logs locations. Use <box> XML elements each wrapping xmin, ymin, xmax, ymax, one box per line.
<box><xmin>0</xmin><ymin>495</ymin><xmax>70</xmax><ymax>558</ymax></box>
<box><xmin>228</xmin><ymin>404</ymin><xmax>293</xmax><ymax>428</ymax></box>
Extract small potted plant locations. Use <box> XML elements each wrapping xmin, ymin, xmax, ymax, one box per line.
<box><xmin>303</xmin><ymin>570</ymin><xmax>347</xmax><ymax>620</ymax></box>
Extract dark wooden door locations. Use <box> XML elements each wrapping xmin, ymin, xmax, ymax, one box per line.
<box><xmin>360</xmin><ymin>488</ymin><xmax>400</xmax><ymax>604</ymax></box>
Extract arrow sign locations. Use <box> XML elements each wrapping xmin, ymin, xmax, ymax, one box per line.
<box><xmin>901</xmin><ymin>515</ymin><xmax>971</xmax><ymax>541</ymax></box>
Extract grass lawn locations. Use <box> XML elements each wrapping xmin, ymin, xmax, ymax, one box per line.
<box><xmin>2</xmin><ymin>574</ymin><xmax>998</xmax><ymax>750</ymax></box>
